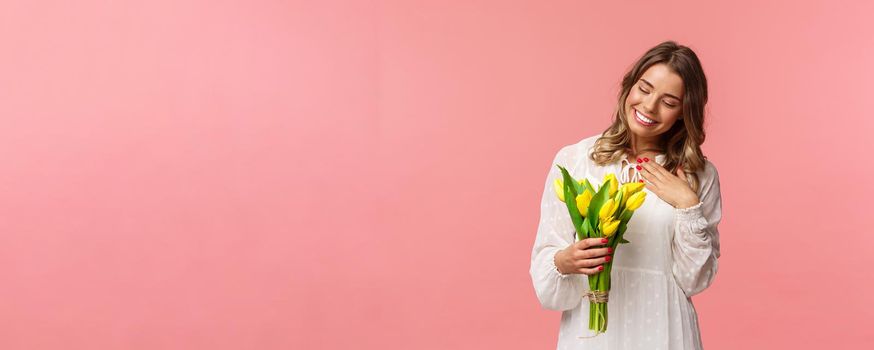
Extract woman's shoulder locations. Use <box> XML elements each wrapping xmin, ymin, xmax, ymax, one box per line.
<box><xmin>697</xmin><ymin>157</ymin><xmax>719</xmax><ymax>179</ymax></box>
<box><xmin>693</xmin><ymin>157</ymin><xmax>721</xmax><ymax>198</ymax></box>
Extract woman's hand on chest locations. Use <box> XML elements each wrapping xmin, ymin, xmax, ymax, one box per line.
<box><xmin>637</xmin><ymin>159</ymin><xmax>700</xmax><ymax>209</ymax></box>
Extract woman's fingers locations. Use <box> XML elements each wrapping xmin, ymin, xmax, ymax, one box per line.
<box><xmin>574</xmin><ymin>247</ymin><xmax>611</xmax><ymax>259</ymax></box>
<box><xmin>577</xmin><ymin>266</ymin><xmax>604</xmax><ymax>275</ymax></box>
<box><xmin>568</xmin><ymin>237</ymin><xmax>614</xmax><ymax>275</ymax></box>
<box><xmin>574</xmin><ymin>256</ymin><xmax>610</xmax><ymax>268</ymax></box>
<box><xmin>642</xmin><ymin>158</ymin><xmax>670</xmax><ymax>175</ymax></box>
<box><xmin>639</xmin><ymin>161</ymin><xmax>665</xmax><ymax>183</ymax></box>
<box><xmin>639</xmin><ymin>164</ymin><xmax>663</xmax><ymax>193</ymax></box>
<box><xmin>574</xmin><ymin>237</ymin><xmax>609</xmax><ymax>250</ymax></box>
<box><xmin>638</xmin><ymin>164</ymin><xmax>655</xmax><ymax>185</ymax></box>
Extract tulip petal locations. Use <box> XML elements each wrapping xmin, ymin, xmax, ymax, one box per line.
<box><xmin>554</xmin><ymin>178</ymin><xmax>565</xmax><ymax>202</ymax></box>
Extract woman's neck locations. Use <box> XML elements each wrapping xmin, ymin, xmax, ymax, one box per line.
<box><xmin>626</xmin><ymin>135</ymin><xmax>664</xmax><ymax>160</ymax></box>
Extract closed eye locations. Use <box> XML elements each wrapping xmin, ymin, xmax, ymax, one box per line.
<box><xmin>639</xmin><ymin>87</ymin><xmax>678</xmax><ymax>108</ymax></box>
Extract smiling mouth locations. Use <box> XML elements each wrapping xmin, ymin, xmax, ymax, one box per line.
<box><xmin>633</xmin><ymin>108</ymin><xmax>659</xmax><ymax>126</ymax></box>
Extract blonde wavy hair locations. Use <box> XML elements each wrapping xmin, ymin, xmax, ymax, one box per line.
<box><xmin>590</xmin><ymin>40</ymin><xmax>710</xmax><ymax>194</ymax></box>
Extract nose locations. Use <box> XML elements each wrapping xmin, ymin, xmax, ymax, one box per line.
<box><xmin>642</xmin><ymin>94</ymin><xmax>658</xmax><ymax>115</ymax></box>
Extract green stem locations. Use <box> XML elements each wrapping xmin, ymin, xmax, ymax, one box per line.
<box><xmin>589</xmin><ymin>301</ymin><xmax>594</xmax><ymax>330</ymax></box>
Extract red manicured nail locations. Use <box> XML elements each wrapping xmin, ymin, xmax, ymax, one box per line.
<box><xmin>644</xmin><ymin>157</ymin><xmax>649</xmax><ymax>162</ymax></box>
<box><xmin>639</xmin><ymin>179</ymin><xmax>644</xmax><ymax>183</ymax></box>
<box><xmin>601</xmin><ymin>238</ymin><xmax>608</xmax><ymax>243</ymax></box>
<box><xmin>636</xmin><ymin>158</ymin><xmax>642</xmax><ymax>163</ymax></box>
<box><xmin>636</xmin><ymin>165</ymin><xmax>641</xmax><ymax>170</ymax></box>
<box><xmin>598</xmin><ymin>266</ymin><xmax>604</xmax><ymax>271</ymax></box>
<box><xmin>605</xmin><ymin>256</ymin><xmax>612</xmax><ymax>262</ymax></box>
<box><xmin>607</xmin><ymin>247</ymin><xmax>613</xmax><ymax>253</ymax></box>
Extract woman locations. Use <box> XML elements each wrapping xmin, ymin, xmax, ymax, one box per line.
<box><xmin>529</xmin><ymin>41</ymin><xmax>723</xmax><ymax>349</ymax></box>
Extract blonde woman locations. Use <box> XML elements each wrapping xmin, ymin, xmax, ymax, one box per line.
<box><xmin>529</xmin><ymin>41</ymin><xmax>723</xmax><ymax>349</ymax></box>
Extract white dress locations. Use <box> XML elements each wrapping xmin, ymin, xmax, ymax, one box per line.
<box><xmin>529</xmin><ymin>133</ymin><xmax>723</xmax><ymax>350</ymax></box>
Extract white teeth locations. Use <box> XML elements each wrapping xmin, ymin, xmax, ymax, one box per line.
<box><xmin>635</xmin><ymin>110</ymin><xmax>657</xmax><ymax>124</ymax></box>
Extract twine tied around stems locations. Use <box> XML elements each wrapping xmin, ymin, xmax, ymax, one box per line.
<box><xmin>578</xmin><ymin>290</ymin><xmax>609</xmax><ymax>339</ymax></box>
<box><xmin>584</xmin><ymin>290</ymin><xmax>609</xmax><ymax>303</ymax></box>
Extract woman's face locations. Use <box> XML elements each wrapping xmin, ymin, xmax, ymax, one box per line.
<box><xmin>624</xmin><ymin>63</ymin><xmax>685</xmax><ymax>139</ymax></box>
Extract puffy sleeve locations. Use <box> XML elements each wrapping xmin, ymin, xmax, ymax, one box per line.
<box><xmin>671</xmin><ymin>160</ymin><xmax>723</xmax><ymax>298</ymax></box>
<box><xmin>529</xmin><ymin>146</ymin><xmax>587</xmax><ymax>311</ymax></box>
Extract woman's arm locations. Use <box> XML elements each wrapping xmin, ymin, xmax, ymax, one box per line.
<box><xmin>671</xmin><ymin>161</ymin><xmax>723</xmax><ymax>298</ymax></box>
<box><xmin>529</xmin><ymin>145</ymin><xmax>587</xmax><ymax>311</ymax></box>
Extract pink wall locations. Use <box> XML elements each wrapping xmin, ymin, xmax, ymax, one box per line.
<box><xmin>0</xmin><ymin>0</ymin><xmax>871</xmax><ymax>349</ymax></box>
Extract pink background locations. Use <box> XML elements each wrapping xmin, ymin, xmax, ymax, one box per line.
<box><xmin>1</xmin><ymin>0</ymin><xmax>872</xmax><ymax>349</ymax></box>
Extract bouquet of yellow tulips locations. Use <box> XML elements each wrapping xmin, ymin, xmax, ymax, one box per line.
<box><xmin>554</xmin><ymin>165</ymin><xmax>648</xmax><ymax>336</ymax></box>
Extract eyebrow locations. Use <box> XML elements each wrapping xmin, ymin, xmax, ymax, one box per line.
<box><xmin>639</xmin><ymin>79</ymin><xmax>682</xmax><ymax>101</ymax></box>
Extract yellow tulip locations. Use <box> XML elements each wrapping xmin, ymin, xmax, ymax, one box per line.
<box><xmin>603</xmin><ymin>173</ymin><xmax>618</xmax><ymax>197</ymax></box>
<box><xmin>599</xmin><ymin>198</ymin><xmax>618</xmax><ymax>221</ymax></box>
<box><xmin>554</xmin><ymin>178</ymin><xmax>565</xmax><ymax>202</ymax></box>
<box><xmin>619</xmin><ymin>182</ymin><xmax>644</xmax><ymax>207</ymax></box>
<box><xmin>600</xmin><ymin>217</ymin><xmax>620</xmax><ymax>237</ymax></box>
<box><xmin>575</xmin><ymin>189</ymin><xmax>594</xmax><ymax>216</ymax></box>
<box><xmin>621</xmin><ymin>182</ymin><xmax>645</xmax><ymax>196</ymax></box>
<box><xmin>615</xmin><ymin>186</ymin><xmax>626</xmax><ymax>207</ymax></box>
<box><xmin>625</xmin><ymin>191</ymin><xmax>647</xmax><ymax>211</ymax></box>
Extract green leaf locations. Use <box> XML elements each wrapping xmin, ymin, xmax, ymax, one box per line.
<box><xmin>586</xmin><ymin>179</ymin><xmax>611</xmax><ymax>232</ymax></box>
<box><xmin>613</xmin><ymin>211</ymin><xmax>635</xmax><ymax>245</ymax></box>
<box><xmin>572</xmin><ymin>178</ymin><xmax>585</xmax><ymax>196</ymax></box>
<box><xmin>614</xmin><ymin>190</ymin><xmax>624</xmax><ymax>216</ymax></box>
<box><xmin>582</xmin><ymin>178</ymin><xmax>595</xmax><ymax>195</ymax></box>
<box><xmin>616</xmin><ymin>210</ymin><xmax>632</xmax><ymax>233</ymax></box>
<box><xmin>557</xmin><ymin>165</ymin><xmax>583</xmax><ymax>237</ymax></box>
